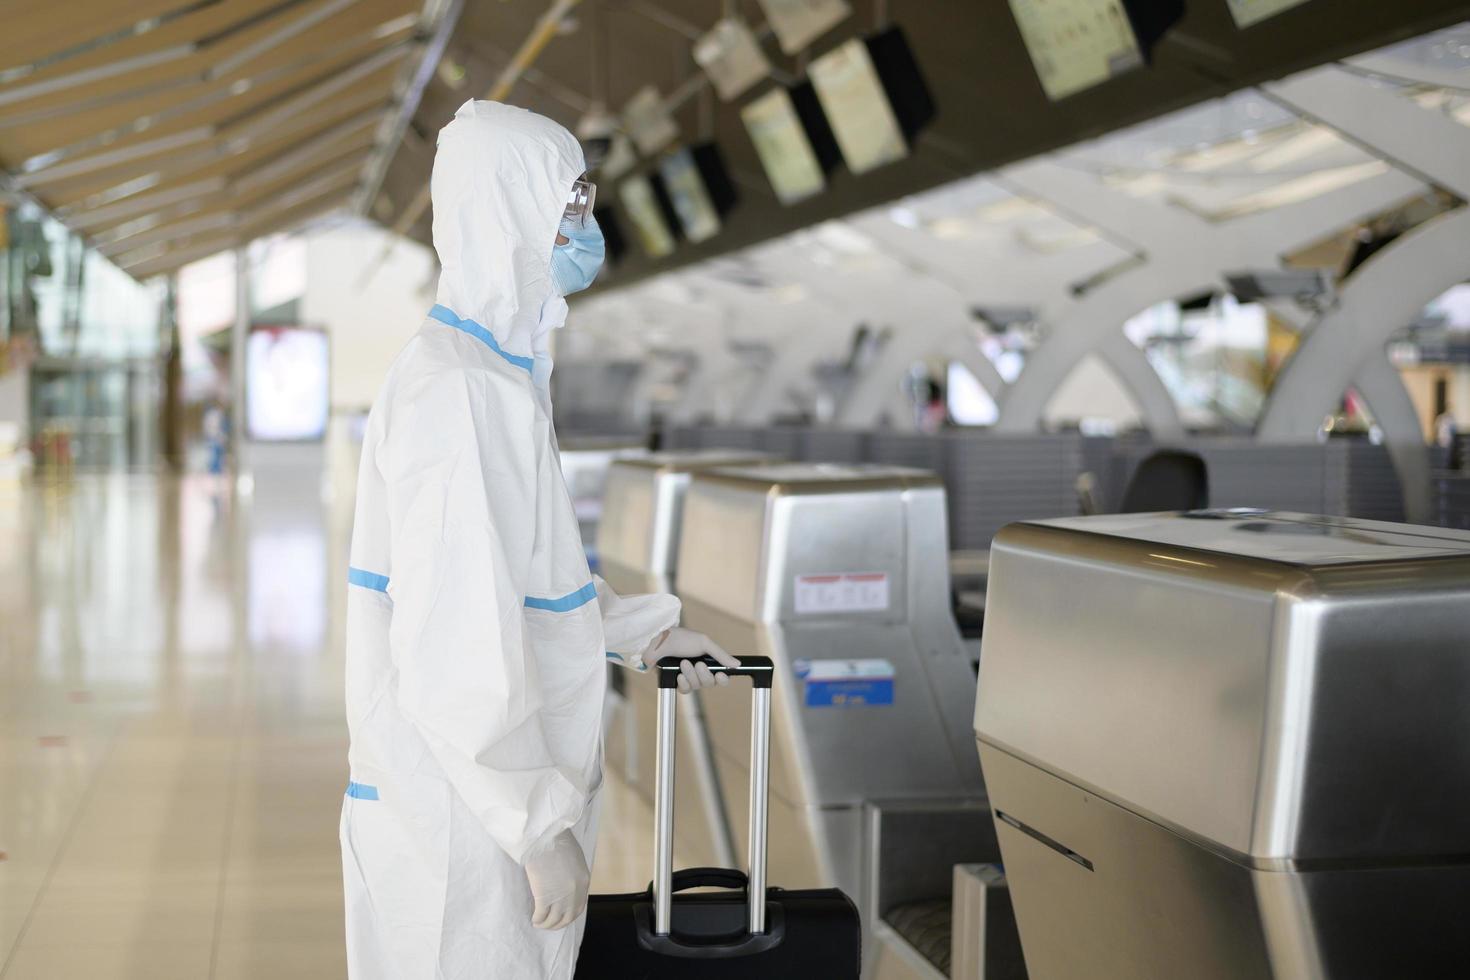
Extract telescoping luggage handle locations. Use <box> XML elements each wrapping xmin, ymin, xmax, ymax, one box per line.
<box><xmin>652</xmin><ymin>654</ymin><xmax>775</xmax><ymax>938</ymax></box>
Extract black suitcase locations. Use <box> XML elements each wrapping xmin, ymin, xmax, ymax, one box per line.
<box><xmin>575</xmin><ymin>655</ymin><xmax>861</xmax><ymax>978</ymax></box>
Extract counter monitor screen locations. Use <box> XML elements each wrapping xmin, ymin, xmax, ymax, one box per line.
<box><xmin>807</xmin><ymin>37</ymin><xmax>907</xmax><ymax>175</ymax></box>
<box><xmin>619</xmin><ymin>176</ymin><xmax>676</xmax><ymax>258</ymax></box>
<box><xmin>658</xmin><ymin>148</ymin><xmax>722</xmax><ymax>243</ymax></box>
<box><xmin>1007</xmin><ymin>0</ymin><xmax>1144</xmax><ymax>100</ymax></box>
<box><xmin>1226</xmin><ymin>0</ymin><xmax>1312</xmax><ymax>27</ymax></box>
<box><xmin>741</xmin><ymin>87</ymin><xmax>827</xmax><ymax>204</ymax></box>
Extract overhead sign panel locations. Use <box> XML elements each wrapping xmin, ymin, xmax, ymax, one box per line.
<box><xmin>623</xmin><ymin>86</ymin><xmax>679</xmax><ymax>156</ymax></box>
<box><xmin>659</xmin><ymin>148</ymin><xmax>721</xmax><ymax>243</ymax></box>
<box><xmin>1007</xmin><ymin>0</ymin><xmax>1145</xmax><ymax>100</ymax></box>
<box><xmin>619</xmin><ymin>176</ymin><xmax>676</xmax><ymax>258</ymax></box>
<box><xmin>756</xmin><ymin>0</ymin><xmax>851</xmax><ymax>55</ymax></box>
<box><xmin>1226</xmin><ymin>0</ymin><xmax>1313</xmax><ymax>27</ymax></box>
<box><xmin>741</xmin><ymin>87</ymin><xmax>827</xmax><ymax>204</ymax></box>
<box><xmin>808</xmin><ymin>37</ymin><xmax>908</xmax><ymax>175</ymax></box>
<box><xmin>693</xmin><ymin>18</ymin><xmax>771</xmax><ymax>101</ymax></box>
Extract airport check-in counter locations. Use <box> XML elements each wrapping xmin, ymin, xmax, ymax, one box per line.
<box><xmin>675</xmin><ymin>463</ymin><xmax>990</xmax><ymax>970</ymax></box>
<box><xmin>557</xmin><ymin>436</ymin><xmax>647</xmax><ymax>568</ymax></box>
<box><xmin>596</xmin><ymin>450</ymin><xmax>778</xmax><ymax>866</ymax></box>
<box><xmin>976</xmin><ymin>511</ymin><xmax>1470</xmax><ymax>979</ymax></box>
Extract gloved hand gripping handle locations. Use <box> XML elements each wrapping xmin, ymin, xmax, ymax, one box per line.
<box><xmin>651</xmin><ymin>654</ymin><xmax>775</xmax><ymax>938</ymax></box>
<box><xmin>654</xmin><ymin>654</ymin><xmax>774</xmax><ymax>688</ymax></box>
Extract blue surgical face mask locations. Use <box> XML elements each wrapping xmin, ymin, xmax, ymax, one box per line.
<box><xmin>550</xmin><ymin>213</ymin><xmax>605</xmax><ymax>296</ymax></box>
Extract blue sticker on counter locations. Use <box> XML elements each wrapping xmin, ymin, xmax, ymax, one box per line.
<box><xmin>802</xmin><ymin>659</ymin><xmax>895</xmax><ymax>708</ymax></box>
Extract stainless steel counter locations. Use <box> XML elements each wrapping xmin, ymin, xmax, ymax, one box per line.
<box><xmin>975</xmin><ymin>510</ymin><xmax>1470</xmax><ymax>979</ymax></box>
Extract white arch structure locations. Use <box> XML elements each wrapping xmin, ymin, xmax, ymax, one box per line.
<box><xmin>992</xmin><ymin>153</ymin><xmax>1424</xmax><ymax>431</ymax></box>
<box><xmin>831</xmin><ymin>205</ymin><xmax>1184</xmax><ymax>432</ymax></box>
<box><xmin>1255</xmin><ymin>65</ymin><xmax>1470</xmax><ymax>521</ymax></box>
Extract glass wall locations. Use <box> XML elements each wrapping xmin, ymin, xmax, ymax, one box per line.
<box><xmin>1</xmin><ymin>202</ymin><xmax>166</xmax><ymax>469</ymax></box>
<box><xmin>1125</xmin><ymin>295</ymin><xmax>1271</xmax><ymax>432</ymax></box>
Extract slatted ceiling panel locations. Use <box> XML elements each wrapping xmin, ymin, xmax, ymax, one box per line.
<box><xmin>0</xmin><ymin>0</ymin><xmax>430</xmax><ymax>280</ymax></box>
<box><xmin>35</xmin><ymin>53</ymin><xmax>396</xmax><ymax>202</ymax></box>
<box><xmin>0</xmin><ymin>16</ymin><xmax>412</xmax><ymax>144</ymax></box>
<box><xmin>1</xmin><ymin>0</ymin><xmax>414</xmax><ymax>124</ymax></box>
<box><xmin>0</xmin><ymin>0</ymin><xmax>203</xmax><ymax>73</ymax></box>
<box><xmin>113</xmin><ymin>134</ymin><xmax>378</xmax><ymax>237</ymax></box>
<box><xmin>121</xmin><ymin>181</ymin><xmax>356</xmax><ymax>279</ymax></box>
<box><xmin>103</xmin><ymin>145</ymin><xmax>374</xmax><ymax>256</ymax></box>
<box><xmin>2</xmin><ymin>36</ymin><xmax>407</xmax><ymax>166</ymax></box>
<box><xmin>211</xmin><ymin>0</ymin><xmax>421</xmax><ymax>75</ymax></box>
<box><xmin>13</xmin><ymin>63</ymin><xmax>400</xmax><ymax>208</ymax></box>
<box><xmin>110</xmin><ymin>164</ymin><xmax>364</xmax><ymax>275</ymax></box>
<box><xmin>0</xmin><ymin>0</ymin><xmax>283</xmax><ymax>94</ymax></box>
<box><xmin>43</xmin><ymin>82</ymin><xmax>394</xmax><ymax>212</ymax></box>
<box><xmin>86</xmin><ymin>124</ymin><xmax>379</xmax><ymax>243</ymax></box>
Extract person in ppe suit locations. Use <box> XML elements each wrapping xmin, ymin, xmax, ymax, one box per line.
<box><xmin>341</xmin><ymin>99</ymin><xmax>738</xmax><ymax>980</ymax></box>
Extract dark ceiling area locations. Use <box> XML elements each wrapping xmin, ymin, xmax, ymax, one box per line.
<box><xmin>372</xmin><ymin>0</ymin><xmax>1470</xmax><ymax>288</ymax></box>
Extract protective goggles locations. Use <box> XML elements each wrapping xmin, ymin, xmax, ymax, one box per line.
<box><xmin>564</xmin><ymin>177</ymin><xmax>597</xmax><ymax>228</ymax></box>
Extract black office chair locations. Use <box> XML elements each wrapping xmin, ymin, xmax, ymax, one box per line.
<box><xmin>1118</xmin><ymin>449</ymin><xmax>1208</xmax><ymax>513</ymax></box>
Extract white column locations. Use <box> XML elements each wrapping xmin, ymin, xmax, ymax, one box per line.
<box><xmin>232</xmin><ymin>246</ymin><xmax>251</xmax><ymax>476</ymax></box>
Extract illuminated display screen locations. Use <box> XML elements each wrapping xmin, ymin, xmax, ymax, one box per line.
<box><xmin>618</xmin><ymin>176</ymin><xmax>676</xmax><ymax>258</ymax></box>
<box><xmin>1007</xmin><ymin>0</ymin><xmax>1144</xmax><ymax>101</ymax></box>
<box><xmin>807</xmin><ymin>38</ymin><xmax>907</xmax><ymax>175</ymax></box>
<box><xmin>756</xmin><ymin>0</ymin><xmax>851</xmax><ymax>55</ymax></box>
<box><xmin>1226</xmin><ymin>0</ymin><xmax>1312</xmax><ymax>27</ymax></box>
<box><xmin>623</xmin><ymin>86</ymin><xmax>678</xmax><ymax>155</ymax></box>
<box><xmin>246</xmin><ymin>327</ymin><xmax>329</xmax><ymax>442</ymax></box>
<box><xmin>658</xmin><ymin>148</ymin><xmax>721</xmax><ymax>243</ymax></box>
<box><xmin>741</xmin><ymin>88</ymin><xmax>826</xmax><ymax>204</ymax></box>
<box><xmin>693</xmin><ymin>17</ymin><xmax>770</xmax><ymax>100</ymax></box>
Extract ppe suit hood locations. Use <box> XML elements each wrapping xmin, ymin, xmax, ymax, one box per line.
<box><xmin>432</xmin><ymin>100</ymin><xmax>584</xmax><ymax>365</ymax></box>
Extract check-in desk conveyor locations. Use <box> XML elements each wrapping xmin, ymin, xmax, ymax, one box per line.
<box><xmin>675</xmin><ymin>463</ymin><xmax>997</xmax><ymax>977</ymax></box>
<box><xmin>977</xmin><ymin>510</ymin><xmax>1470</xmax><ymax>979</ymax></box>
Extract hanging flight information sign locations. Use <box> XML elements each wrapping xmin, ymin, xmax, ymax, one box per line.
<box><xmin>1226</xmin><ymin>0</ymin><xmax>1312</xmax><ymax>27</ymax></box>
<box><xmin>1007</xmin><ymin>0</ymin><xmax>1144</xmax><ymax>100</ymax></box>
<box><xmin>741</xmin><ymin>88</ymin><xmax>827</xmax><ymax>204</ymax></box>
<box><xmin>693</xmin><ymin>17</ymin><xmax>770</xmax><ymax>101</ymax></box>
<box><xmin>622</xmin><ymin>86</ymin><xmax>678</xmax><ymax>155</ymax></box>
<box><xmin>658</xmin><ymin>148</ymin><xmax>721</xmax><ymax>243</ymax></box>
<box><xmin>808</xmin><ymin>37</ymin><xmax>907</xmax><ymax>175</ymax></box>
<box><xmin>619</xmin><ymin>176</ymin><xmax>676</xmax><ymax>258</ymax></box>
<box><xmin>756</xmin><ymin>0</ymin><xmax>851</xmax><ymax>55</ymax></box>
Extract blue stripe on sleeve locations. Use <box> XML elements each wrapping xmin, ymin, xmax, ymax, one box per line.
<box><xmin>348</xmin><ymin>567</ymin><xmax>390</xmax><ymax>592</ymax></box>
<box><xmin>428</xmin><ymin>304</ymin><xmax>535</xmax><ymax>374</ymax></box>
<box><xmin>524</xmin><ymin>582</ymin><xmax>598</xmax><ymax>613</ymax></box>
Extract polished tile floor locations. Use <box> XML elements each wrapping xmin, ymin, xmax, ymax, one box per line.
<box><xmin>0</xmin><ymin>471</ymin><xmax>665</xmax><ymax>979</ymax></box>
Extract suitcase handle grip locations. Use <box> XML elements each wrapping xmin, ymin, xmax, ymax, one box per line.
<box><xmin>655</xmin><ymin>654</ymin><xmax>774</xmax><ymax>688</ymax></box>
<box><xmin>667</xmin><ymin>867</ymin><xmax>747</xmax><ymax>893</ymax></box>
<box><xmin>653</xmin><ymin>653</ymin><xmax>773</xmax><ymax>937</ymax></box>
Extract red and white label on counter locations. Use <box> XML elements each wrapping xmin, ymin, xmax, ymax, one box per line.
<box><xmin>793</xmin><ymin>572</ymin><xmax>890</xmax><ymax>614</ymax></box>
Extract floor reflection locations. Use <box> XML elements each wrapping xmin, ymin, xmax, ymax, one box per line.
<box><xmin>0</xmin><ymin>470</ymin><xmax>659</xmax><ymax>979</ymax></box>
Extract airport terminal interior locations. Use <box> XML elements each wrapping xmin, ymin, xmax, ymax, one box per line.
<box><xmin>4</xmin><ymin>1</ymin><xmax>1470</xmax><ymax>978</ymax></box>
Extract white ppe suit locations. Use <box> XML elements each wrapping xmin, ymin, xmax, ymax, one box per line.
<box><xmin>340</xmin><ymin>100</ymin><xmax>681</xmax><ymax>980</ymax></box>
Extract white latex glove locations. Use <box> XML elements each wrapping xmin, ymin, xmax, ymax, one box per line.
<box><xmin>524</xmin><ymin>830</ymin><xmax>590</xmax><ymax>930</ymax></box>
<box><xmin>648</xmin><ymin>628</ymin><xmax>741</xmax><ymax>693</ymax></box>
